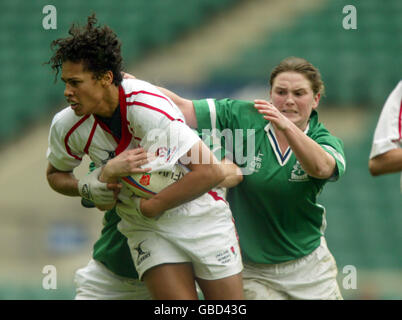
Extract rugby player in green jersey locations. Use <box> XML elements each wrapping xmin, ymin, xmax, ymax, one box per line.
<box><xmin>157</xmin><ymin>57</ymin><xmax>346</xmax><ymax>299</ymax></box>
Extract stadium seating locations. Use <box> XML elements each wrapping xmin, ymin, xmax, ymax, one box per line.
<box><xmin>0</xmin><ymin>0</ymin><xmax>240</xmax><ymax>145</ymax></box>
<box><xmin>321</xmin><ymin>131</ymin><xmax>402</xmax><ymax>270</ymax></box>
<box><xmin>208</xmin><ymin>0</ymin><xmax>402</xmax><ymax>107</ymax></box>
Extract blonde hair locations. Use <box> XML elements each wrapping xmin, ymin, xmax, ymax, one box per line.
<box><xmin>270</xmin><ymin>57</ymin><xmax>325</xmax><ymax>96</ymax></box>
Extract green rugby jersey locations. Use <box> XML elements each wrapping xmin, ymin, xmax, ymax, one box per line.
<box><xmin>193</xmin><ymin>98</ymin><xmax>346</xmax><ymax>264</ymax></box>
<box><xmin>87</xmin><ymin>162</ymin><xmax>139</xmax><ymax>279</ymax></box>
<box><xmin>92</xmin><ymin>208</ymin><xmax>139</xmax><ymax>278</ymax></box>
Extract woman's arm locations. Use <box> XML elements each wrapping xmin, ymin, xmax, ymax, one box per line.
<box><xmin>102</xmin><ymin>141</ymin><xmax>226</xmax><ymax>218</ymax></box>
<box><xmin>369</xmin><ymin>148</ymin><xmax>402</xmax><ymax>176</ymax></box>
<box><xmin>46</xmin><ymin>163</ymin><xmax>80</xmax><ymax>196</ymax></box>
<box><xmin>140</xmin><ymin>140</ymin><xmax>225</xmax><ymax>217</ymax></box>
<box><xmin>254</xmin><ymin>100</ymin><xmax>336</xmax><ymax>179</ymax></box>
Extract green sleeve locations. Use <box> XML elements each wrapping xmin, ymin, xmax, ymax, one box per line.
<box><xmin>193</xmin><ymin>98</ymin><xmax>260</xmax><ymax>161</ymax></box>
<box><xmin>314</xmin><ymin>130</ymin><xmax>346</xmax><ymax>180</ymax></box>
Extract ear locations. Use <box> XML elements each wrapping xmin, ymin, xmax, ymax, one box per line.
<box><xmin>101</xmin><ymin>71</ymin><xmax>114</xmax><ymax>86</ymax></box>
<box><xmin>312</xmin><ymin>93</ymin><xmax>321</xmax><ymax>110</ymax></box>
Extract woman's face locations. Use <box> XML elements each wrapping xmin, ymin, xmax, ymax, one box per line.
<box><xmin>61</xmin><ymin>60</ymin><xmax>106</xmax><ymax>117</ymax></box>
<box><xmin>270</xmin><ymin>71</ymin><xmax>320</xmax><ymax>130</ymax></box>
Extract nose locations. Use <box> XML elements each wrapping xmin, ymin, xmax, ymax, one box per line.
<box><xmin>285</xmin><ymin>94</ymin><xmax>295</xmax><ymax>105</ymax></box>
<box><xmin>64</xmin><ymin>84</ymin><xmax>73</xmax><ymax>98</ymax></box>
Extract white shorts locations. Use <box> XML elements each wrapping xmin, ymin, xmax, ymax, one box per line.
<box><xmin>242</xmin><ymin>237</ymin><xmax>343</xmax><ymax>300</ymax></box>
<box><xmin>116</xmin><ymin>190</ymin><xmax>243</xmax><ymax>281</ymax></box>
<box><xmin>74</xmin><ymin>259</ymin><xmax>151</xmax><ymax>300</ymax></box>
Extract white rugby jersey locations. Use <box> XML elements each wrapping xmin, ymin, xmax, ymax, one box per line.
<box><xmin>369</xmin><ymin>80</ymin><xmax>402</xmax><ymax>190</ymax></box>
<box><xmin>47</xmin><ymin>79</ymin><xmax>200</xmax><ymax>172</ymax></box>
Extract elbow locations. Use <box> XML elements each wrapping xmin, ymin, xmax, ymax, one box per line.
<box><xmin>368</xmin><ymin>159</ymin><xmax>380</xmax><ymax>176</ymax></box>
<box><xmin>208</xmin><ymin>164</ymin><xmax>226</xmax><ymax>186</ymax></box>
<box><xmin>310</xmin><ymin>163</ymin><xmax>335</xmax><ymax>179</ymax></box>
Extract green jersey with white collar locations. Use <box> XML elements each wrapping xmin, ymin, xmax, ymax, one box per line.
<box><xmin>193</xmin><ymin>98</ymin><xmax>346</xmax><ymax>264</ymax></box>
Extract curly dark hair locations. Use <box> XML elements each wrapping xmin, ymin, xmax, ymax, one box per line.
<box><xmin>48</xmin><ymin>13</ymin><xmax>123</xmax><ymax>85</ymax></box>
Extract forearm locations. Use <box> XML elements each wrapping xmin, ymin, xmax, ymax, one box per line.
<box><xmin>143</xmin><ymin>165</ymin><xmax>224</xmax><ymax>217</ymax></box>
<box><xmin>283</xmin><ymin>123</ymin><xmax>336</xmax><ymax>179</ymax></box>
<box><xmin>141</xmin><ymin>141</ymin><xmax>225</xmax><ymax>217</ymax></box>
<box><xmin>46</xmin><ymin>164</ymin><xmax>80</xmax><ymax>197</ymax></box>
<box><xmin>369</xmin><ymin>148</ymin><xmax>402</xmax><ymax>176</ymax></box>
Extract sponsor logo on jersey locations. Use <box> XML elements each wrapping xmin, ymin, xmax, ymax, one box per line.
<box><xmin>246</xmin><ymin>150</ymin><xmax>264</xmax><ymax>173</ymax></box>
<box><xmin>134</xmin><ymin>240</ymin><xmax>151</xmax><ymax>266</ymax></box>
<box><xmin>289</xmin><ymin>161</ymin><xmax>309</xmax><ymax>182</ymax></box>
<box><xmin>139</xmin><ymin>174</ymin><xmax>151</xmax><ymax>186</ymax></box>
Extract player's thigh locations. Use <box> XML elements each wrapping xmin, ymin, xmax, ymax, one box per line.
<box><xmin>196</xmin><ymin>272</ymin><xmax>244</xmax><ymax>300</ymax></box>
<box><xmin>143</xmin><ymin>263</ymin><xmax>198</xmax><ymax>300</ymax></box>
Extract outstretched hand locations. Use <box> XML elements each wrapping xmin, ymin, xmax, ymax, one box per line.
<box><xmin>254</xmin><ymin>99</ymin><xmax>292</xmax><ymax>131</ymax></box>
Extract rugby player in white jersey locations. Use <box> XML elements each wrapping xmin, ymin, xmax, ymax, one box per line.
<box><xmin>46</xmin><ymin>14</ymin><xmax>243</xmax><ymax>300</ymax></box>
<box><xmin>369</xmin><ymin>81</ymin><xmax>402</xmax><ymax>191</ymax></box>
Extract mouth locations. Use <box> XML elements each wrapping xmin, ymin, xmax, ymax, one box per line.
<box><xmin>281</xmin><ymin>110</ymin><xmax>297</xmax><ymax>114</ymax></box>
<box><xmin>68</xmin><ymin>101</ymin><xmax>80</xmax><ymax>110</ymax></box>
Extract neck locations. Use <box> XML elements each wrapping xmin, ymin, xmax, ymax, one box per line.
<box><xmin>95</xmin><ymin>85</ymin><xmax>120</xmax><ymax>118</ymax></box>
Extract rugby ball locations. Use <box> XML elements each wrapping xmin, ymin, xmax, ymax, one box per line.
<box><xmin>121</xmin><ymin>164</ymin><xmax>188</xmax><ymax>199</ymax></box>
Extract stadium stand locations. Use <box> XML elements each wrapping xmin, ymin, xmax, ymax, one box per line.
<box><xmin>208</xmin><ymin>0</ymin><xmax>402</xmax><ymax>107</ymax></box>
<box><xmin>0</xmin><ymin>0</ymin><xmax>241</xmax><ymax>145</ymax></box>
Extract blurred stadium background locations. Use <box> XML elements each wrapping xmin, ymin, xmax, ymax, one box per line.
<box><xmin>0</xmin><ymin>0</ymin><xmax>401</xmax><ymax>299</ymax></box>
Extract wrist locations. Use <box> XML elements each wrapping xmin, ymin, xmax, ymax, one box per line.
<box><xmin>100</xmin><ymin>165</ymin><xmax>114</xmax><ymax>183</ymax></box>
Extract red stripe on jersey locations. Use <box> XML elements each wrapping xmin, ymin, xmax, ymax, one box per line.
<box><xmin>64</xmin><ymin>115</ymin><xmax>90</xmax><ymax>161</ymax></box>
<box><xmin>127</xmin><ymin>100</ymin><xmax>184</xmax><ymax>123</ymax></box>
<box><xmin>84</xmin><ymin>121</ymin><xmax>98</xmax><ymax>154</ymax></box>
<box><xmin>125</xmin><ymin>90</ymin><xmax>172</xmax><ymax>106</ymax></box>
<box><xmin>116</xmin><ymin>86</ymin><xmax>133</xmax><ymax>155</ymax></box>
<box><xmin>208</xmin><ymin>190</ymin><xmax>226</xmax><ymax>203</ymax></box>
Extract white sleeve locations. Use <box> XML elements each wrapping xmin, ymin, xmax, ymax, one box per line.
<box><xmin>126</xmin><ymin>83</ymin><xmax>200</xmax><ymax>172</ymax></box>
<box><xmin>369</xmin><ymin>81</ymin><xmax>402</xmax><ymax>159</ymax></box>
<box><xmin>46</xmin><ymin>111</ymin><xmax>83</xmax><ymax>171</ymax></box>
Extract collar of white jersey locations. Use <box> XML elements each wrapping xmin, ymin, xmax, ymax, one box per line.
<box><xmin>264</xmin><ymin>121</ymin><xmax>310</xmax><ymax>166</ymax></box>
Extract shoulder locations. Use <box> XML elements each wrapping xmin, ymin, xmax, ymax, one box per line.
<box><xmin>50</xmin><ymin>107</ymin><xmax>87</xmax><ymax>131</ymax></box>
<box><xmin>120</xmin><ymin>78</ymin><xmax>162</xmax><ymax>97</ymax></box>
<box><xmin>382</xmin><ymin>80</ymin><xmax>402</xmax><ymax>112</ymax></box>
<box><xmin>215</xmin><ymin>98</ymin><xmax>254</xmax><ymax>110</ymax></box>
<box><xmin>196</xmin><ymin>98</ymin><xmax>261</xmax><ymax>121</ymax></box>
<box><xmin>308</xmin><ymin>111</ymin><xmax>344</xmax><ymax>148</ymax></box>
<box><xmin>122</xmin><ymin>79</ymin><xmax>184</xmax><ymax>125</ymax></box>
